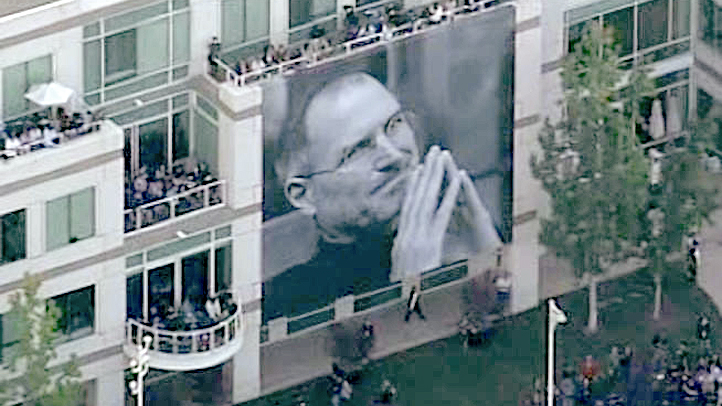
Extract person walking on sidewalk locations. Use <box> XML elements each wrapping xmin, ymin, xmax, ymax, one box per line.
<box><xmin>405</xmin><ymin>283</ymin><xmax>426</xmax><ymax>322</ymax></box>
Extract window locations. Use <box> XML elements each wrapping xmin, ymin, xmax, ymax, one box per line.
<box><xmin>51</xmin><ymin>286</ymin><xmax>95</xmax><ymax>342</ymax></box>
<box><xmin>700</xmin><ymin>0</ymin><xmax>722</xmax><ymax>54</ymax></box>
<box><xmin>215</xmin><ymin>244</ymin><xmax>232</xmax><ymax>294</ymax></box>
<box><xmin>289</xmin><ymin>0</ymin><xmax>336</xmax><ymax>28</ymax></box>
<box><xmin>566</xmin><ymin>0</ymin><xmax>692</xmax><ymax>66</ymax></box>
<box><xmin>83</xmin><ymin>1</ymin><xmax>189</xmax><ymax>104</ymax></box>
<box><xmin>638</xmin><ymin>0</ymin><xmax>667</xmax><ymax>50</ymax></box>
<box><xmin>698</xmin><ymin>88</ymin><xmax>722</xmax><ymax>152</ymax></box>
<box><xmin>0</xmin><ymin>313</ymin><xmax>21</xmax><ymax>363</ymax></box>
<box><xmin>125</xmin><ymin>233</ymin><xmax>232</xmax><ymax>323</ymax></box>
<box><xmin>46</xmin><ymin>188</ymin><xmax>95</xmax><ymax>251</ymax></box>
<box><xmin>221</xmin><ymin>0</ymin><xmax>270</xmax><ymax>50</ymax></box>
<box><xmin>0</xmin><ymin>209</ymin><xmax>25</xmax><ymax>265</ymax></box>
<box><xmin>2</xmin><ymin>55</ymin><xmax>52</xmax><ymax>119</ymax></box>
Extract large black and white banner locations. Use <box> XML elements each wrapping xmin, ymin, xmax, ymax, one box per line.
<box><xmin>262</xmin><ymin>6</ymin><xmax>515</xmax><ymax>322</ymax></box>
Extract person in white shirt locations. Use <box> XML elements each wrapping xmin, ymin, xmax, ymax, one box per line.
<box><xmin>428</xmin><ymin>3</ymin><xmax>444</xmax><ymax>24</ymax></box>
<box><xmin>205</xmin><ymin>297</ymin><xmax>222</xmax><ymax>321</ymax></box>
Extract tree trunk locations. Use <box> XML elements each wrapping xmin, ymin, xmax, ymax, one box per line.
<box><xmin>587</xmin><ymin>275</ymin><xmax>599</xmax><ymax>334</ymax></box>
<box><xmin>653</xmin><ymin>273</ymin><xmax>662</xmax><ymax>321</ymax></box>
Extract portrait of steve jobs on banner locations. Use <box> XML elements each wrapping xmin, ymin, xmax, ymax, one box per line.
<box><xmin>261</xmin><ymin>7</ymin><xmax>514</xmax><ymax>322</ymax></box>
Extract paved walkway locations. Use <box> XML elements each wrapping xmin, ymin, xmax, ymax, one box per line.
<box><xmin>259</xmin><ymin>281</ymin><xmax>466</xmax><ymax>396</ymax></box>
<box><xmin>256</xmin><ymin>250</ymin><xmax>670</xmax><ymax>399</ymax></box>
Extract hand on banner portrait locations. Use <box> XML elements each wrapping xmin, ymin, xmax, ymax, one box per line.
<box><xmin>456</xmin><ymin>169</ymin><xmax>502</xmax><ymax>253</ymax></box>
<box><xmin>391</xmin><ymin>146</ymin><xmax>461</xmax><ymax>281</ymax></box>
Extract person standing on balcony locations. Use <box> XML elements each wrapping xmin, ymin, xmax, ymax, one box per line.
<box><xmin>208</xmin><ymin>36</ymin><xmax>222</xmax><ymax>80</ymax></box>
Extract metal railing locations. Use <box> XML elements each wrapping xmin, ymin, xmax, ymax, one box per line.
<box><xmin>125</xmin><ymin>299</ymin><xmax>242</xmax><ymax>356</ymax></box>
<box><xmin>124</xmin><ymin>179</ymin><xmax>226</xmax><ymax>233</ymax></box>
<box><xmin>262</xmin><ymin>259</ymin><xmax>473</xmax><ymax>343</ymax></box>
<box><xmin>209</xmin><ymin>1</ymin><xmax>510</xmax><ymax>88</ymax></box>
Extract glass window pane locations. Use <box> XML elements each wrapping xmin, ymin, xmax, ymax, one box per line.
<box><xmin>246</xmin><ymin>0</ymin><xmax>269</xmax><ymax>41</ymax></box>
<box><xmin>568</xmin><ymin>17</ymin><xmax>599</xmax><ymax>53</ymax></box>
<box><xmin>139</xmin><ymin>118</ymin><xmax>168</xmax><ymax>172</ymax></box>
<box><xmin>222</xmin><ymin>0</ymin><xmax>245</xmax><ymax>48</ymax></box>
<box><xmin>194</xmin><ymin>110</ymin><xmax>218</xmax><ymax>173</ymax></box>
<box><xmin>1</xmin><ymin>209</ymin><xmax>25</xmax><ymax>264</ymax></box>
<box><xmin>105</xmin><ymin>71</ymin><xmax>168</xmax><ymax>101</ymax></box>
<box><xmin>638</xmin><ymin>0</ymin><xmax>668</xmax><ymax>50</ymax></box>
<box><xmin>147</xmin><ymin>232</ymin><xmax>211</xmax><ymax>262</ymax></box>
<box><xmin>127</xmin><ymin>274</ymin><xmax>143</xmax><ymax>320</ymax></box>
<box><xmin>137</xmin><ymin>18</ymin><xmax>169</xmax><ymax>74</ymax></box>
<box><xmin>172</xmin><ymin>93</ymin><xmax>189</xmax><ymax>109</ymax></box>
<box><xmin>105</xmin><ymin>29</ymin><xmax>137</xmax><ymax>85</ymax></box>
<box><xmin>290</xmin><ymin>0</ymin><xmax>313</xmax><ymax>28</ymax></box>
<box><xmin>26</xmin><ymin>55</ymin><xmax>52</xmax><ymax>88</ymax></box>
<box><xmin>215</xmin><ymin>244</ymin><xmax>232</xmax><ymax>293</ymax></box>
<box><xmin>84</xmin><ymin>40</ymin><xmax>102</xmax><ymax>93</ymax></box>
<box><xmin>173</xmin><ymin>110</ymin><xmax>190</xmax><ymax>162</ymax></box>
<box><xmin>182</xmin><ymin>251</ymin><xmax>209</xmax><ymax>306</ymax></box>
<box><xmin>69</xmin><ymin>287</ymin><xmax>94</xmax><ymax>337</ymax></box>
<box><xmin>3</xmin><ymin>62</ymin><xmax>27</xmax><ymax>118</ymax></box>
<box><xmin>173</xmin><ymin>0</ymin><xmax>190</xmax><ymax>10</ymax></box>
<box><xmin>124</xmin><ymin>128</ymin><xmax>133</xmax><ymax>179</ymax></box>
<box><xmin>83</xmin><ymin>23</ymin><xmax>100</xmax><ymax>38</ymax></box>
<box><xmin>173</xmin><ymin>12</ymin><xmax>190</xmax><ymax>64</ymax></box>
<box><xmin>149</xmin><ymin>264</ymin><xmax>175</xmax><ymax>317</ymax></box>
<box><xmin>604</xmin><ymin>6</ymin><xmax>634</xmax><ymax>57</ymax></box>
<box><xmin>46</xmin><ymin>196</ymin><xmax>69</xmax><ymax>251</ymax></box>
<box><xmin>69</xmin><ymin>188</ymin><xmax>94</xmax><ymax>242</ymax></box>
<box><xmin>699</xmin><ymin>0</ymin><xmax>714</xmax><ymax>43</ymax></box>
<box><xmin>196</xmin><ymin>96</ymin><xmax>218</xmax><ymax>121</ymax></box>
<box><xmin>312</xmin><ymin>0</ymin><xmax>335</xmax><ymax>19</ymax></box>
<box><xmin>112</xmin><ymin>100</ymin><xmax>168</xmax><ymax>127</ymax></box>
<box><xmin>105</xmin><ymin>2</ymin><xmax>168</xmax><ymax>33</ymax></box>
<box><xmin>673</xmin><ymin>0</ymin><xmax>690</xmax><ymax>39</ymax></box>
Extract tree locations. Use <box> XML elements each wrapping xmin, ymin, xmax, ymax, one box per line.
<box><xmin>531</xmin><ymin>25</ymin><xmax>654</xmax><ymax>334</ymax></box>
<box><xmin>644</xmin><ymin>104</ymin><xmax>722</xmax><ymax>321</ymax></box>
<box><xmin>0</xmin><ymin>272</ymin><xmax>83</xmax><ymax>406</ymax></box>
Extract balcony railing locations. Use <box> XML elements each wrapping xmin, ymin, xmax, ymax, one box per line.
<box><xmin>124</xmin><ymin>296</ymin><xmax>243</xmax><ymax>371</ymax></box>
<box><xmin>124</xmin><ymin>179</ymin><xmax>226</xmax><ymax>233</ymax></box>
<box><xmin>210</xmin><ymin>1</ymin><xmax>507</xmax><ymax>88</ymax></box>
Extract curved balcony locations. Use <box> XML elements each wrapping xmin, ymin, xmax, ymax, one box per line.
<box><xmin>123</xmin><ymin>300</ymin><xmax>243</xmax><ymax>371</ymax></box>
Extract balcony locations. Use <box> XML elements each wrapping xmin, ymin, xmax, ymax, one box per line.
<box><xmin>0</xmin><ymin>119</ymin><xmax>122</xmax><ymax>188</ymax></box>
<box><xmin>124</xmin><ymin>158</ymin><xmax>226</xmax><ymax>233</ymax></box>
<box><xmin>124</xmin><ymin>295</ymin><xmax>243</xmax><ymax>371</ymax></box>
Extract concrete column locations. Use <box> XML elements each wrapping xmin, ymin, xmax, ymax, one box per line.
<box><xmin>270</xmin><ymin>0</ymin><xmax>290</xmax><ymax>45</ymax></box>
<box><xmin>95</xmin><ymin>370</ymin><xmax>125</xmax><ymax>406</ymax></box>
<box><xmin>28</xmin><ymin>201</ymin><xmax>43</xmax><ymax>258</ymax></box>
<box><xmin>217</xmin><ymin>85</ymin><xmax>263</xmax><ymax>210</ymax></box>
<box><xmin>232</xmin><ymin>309</ymin><xmax>262</xmax><ymax>404</ymax></box>
<box><xmin>98</xmin><ymin>261</ymin><xmax>127</xmax><ymax>339</ymax></box>
<box><xmin>190</xmin><ymin>0</ymin><xmax>222</xmax><ymax>77</ymax></box>
<box><xmin>508</xmin><ymin>218</ymin><xmax>541</xmax><ymax>314</ymax></box>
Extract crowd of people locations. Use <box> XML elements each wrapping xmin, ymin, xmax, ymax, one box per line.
<box><xmin>524</xmin><ymin>316</ymin><xmax>718</xmax><ymax>406</ymax></box>
<box><xmin>0</xmin><ymin>108</ymin><xmax>101</xmax><ymax>160</ymax></box>
<box><xmin>208</xmin><ymin>0</ymin><xmax>493</xmax><ymax>84</ymax></box>
<box><xmin>124</xmin><ymin>157</ymin><xmax>222</xmax><ymax>231</ymax></box>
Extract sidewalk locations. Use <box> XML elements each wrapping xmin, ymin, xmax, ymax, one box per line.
<box><xmin>259</xmin><ymin>281</ymin><xmax>466</xmax><ymax>396</ymax></box>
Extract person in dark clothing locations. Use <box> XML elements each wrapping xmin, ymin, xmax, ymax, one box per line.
<box><xmin>208</xmin><ymin>36</ymin><xmax>222</xmax><ymax>79</ymax></box>
<box><xmin>264</xmin><ymin>73</ymin><xmax>501</xmax><ymax>323</ymax></box>
<box><xmin>405</xmin><ymin>284</ymin><xmax>426</xmax><ymax>322</ymax></box>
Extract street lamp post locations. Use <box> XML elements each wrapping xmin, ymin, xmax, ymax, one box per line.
<box><xmin>548</xmin><ymin>299</ymin><xmax>568</xmax><ymax>406</ymax></box>
<box><xmin>129</xmin><ymin>336</ymin><xmax>152</xmax><ymax>406</ymax></box>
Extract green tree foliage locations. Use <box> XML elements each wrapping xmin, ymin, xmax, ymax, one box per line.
<box><xmin>0</xmin><ymin>273</ymin><xmax>83</xmax><ymax>406</ymax></box>
<box><xmin>531</xmin><ymin>25</ymin><xmax>655</xmax><ymax>332</ymax></box>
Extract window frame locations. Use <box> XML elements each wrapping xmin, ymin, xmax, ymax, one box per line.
<box><xmin>50</xmin><ymin>285</ymin><xmax>96</xmax><ymax>343</ymax></box>
<box><xmin>2</xmin><ymin>54</ymin><xmax>54</xmax><ymax>121</ymax></box>
<box><xmin>46</xmin><ymin>187</ymin><xmax>96</xmax><ymax>251</ymax></box>
<box><xmin>125</xmin><ymin>228</ymin><xmax>232</xmax><ymax>323</ymax></box>
<box><xmin>82</xmin><ymin>0</ymin><xmax>190</xmax><ymax>105</ymax></box>
<box><xmin>0</xmin><ymin>208</ymin><xmax>26</xmax><ymax>266</ymax></box>
<box><xmin>564</xmin><ymin>0</ymin><xmax>691</xmax><ymax>67</ymax></box>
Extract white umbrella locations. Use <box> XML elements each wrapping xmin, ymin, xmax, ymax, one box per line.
<box><xmin>24</xmin><ymin>82</ymin><xmax>75</xmax><ymax>107</ymax></box>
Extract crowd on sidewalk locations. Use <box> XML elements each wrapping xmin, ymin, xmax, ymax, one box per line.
<box><xmin>524</xmin><ymin>315</ymin><xmax>718</xmax><ymax>406</ymax></box>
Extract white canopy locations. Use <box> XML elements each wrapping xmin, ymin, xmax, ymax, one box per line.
<box><xmin>24</xmin><ymin>81</ymin><xmax>75</xmax><ymax>106</ymax></box>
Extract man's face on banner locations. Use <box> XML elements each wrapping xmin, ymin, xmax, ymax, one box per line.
<box><xmin>303</xmin><ymin>76</ymin><xmax>420</xmax><ymax>237</ymax></box>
